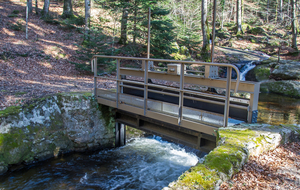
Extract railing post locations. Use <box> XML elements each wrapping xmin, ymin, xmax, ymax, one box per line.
<box><xmin>116</xmin><ymin>59</ymin><xmax>120</xmax><ymax>108</ymax></box>
<box><xmin>94</xmin><ymin>58</ymin><xmax>97</xmax><ymax>97</ymax></box>
<box><xmin>178</xmin><ymin>63</ymin><xmax>184</xmax><ymax>125</ymax></box>
<box><xmin>91</xmin><ymin>58</ymin><xmax>94</xmax><ymax>72</ymax></box>
<box><xmin>144</xmin><ymin>60</ymin><xmax>148</xmax><ymax>116</ymax></box>
<box><xmin>223</xmin><ymin>67</ymin><xmax>232</xmax><ymax>127</ymax></box>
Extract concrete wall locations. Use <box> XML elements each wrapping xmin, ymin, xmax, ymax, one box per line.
<box><xmin>0</xmin><ymin>92</ymin><xmax>115</xmax><ymax>175</ymax></box>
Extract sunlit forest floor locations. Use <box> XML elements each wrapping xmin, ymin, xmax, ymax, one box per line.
<box><xmin>0</xmin><ymin>1</ymin><xmax>299</xmax><ymax>189</ymax></box>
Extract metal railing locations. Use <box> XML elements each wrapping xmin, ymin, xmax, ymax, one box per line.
<box><xmin>91</xmin><ymin>55</ymin><xmax>241</xmax><ymax>127</ymax></box>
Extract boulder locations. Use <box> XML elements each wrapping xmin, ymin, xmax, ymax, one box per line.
<box><xmin>249</xmin><ymin>27</ymin><xmax>265</xmax><ymax>35</ymax></box>
<box><xmin>0</xmin><ymin>92</ymin><xmax>115</xmax><ymax>175</ymax></box>
<box><xmin>271</xmin><ymin>60</ymin><xmax>300</xmax><ymax>80</ymax></box>
<box><xmin>261</xmin><ymin>80</ymin><xmax>300</xmax><ymax>98</ymax></box>
<box><xmin>216</xmin><ymin>29</ymin><xmax>231</xmax><ymax>39</ymax></box>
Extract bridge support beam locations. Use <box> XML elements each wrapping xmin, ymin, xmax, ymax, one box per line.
<box><xmin>115</xmin><ymin>122</ymin><xmax>126</xmax><ymax>147</ymax></box>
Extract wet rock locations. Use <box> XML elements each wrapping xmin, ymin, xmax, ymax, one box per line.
<box><xmin>0</xmin><ymin>163</ymin><xmax>8</xmax><ymax>175</ymax></box>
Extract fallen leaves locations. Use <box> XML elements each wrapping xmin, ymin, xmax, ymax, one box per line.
<box><xmin>220</xmin><ymin>142</ymin><xmax>300</xmax><ymax>190</ymax></box>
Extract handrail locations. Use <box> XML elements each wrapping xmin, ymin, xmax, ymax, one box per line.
<box><xmin>91</xmin><ymin>55</ymin><xmax>241</xmax><ymax>127</ymax></box>
<box><xmin>91</xmin><ymin>55</ymin><xmax>240</xmax><ymax>93</ymax></box>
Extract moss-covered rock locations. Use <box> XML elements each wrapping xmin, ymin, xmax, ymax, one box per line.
<box><xmin>253</xmin><ymin>65</ymin><xmax>271</xmax><ymax>81</ymax></box>
<box><xmin>0</xmin><ymin>92</ymin><xmax>115</xmax><ymax>175</ymax></box>
<box><xmin>261</xmin><ymin>80</ymin><xmax>300</xmax><ymax>98</ymax></box>
<box><xmin>216</xmin><ymin>29</ymin><xmax>231</xmax><ymax>39</ymax></box>
<box><xmin>249</xmin><ymin>27</ymin><xmax>265</xmax><ymax>35</ymax></box>
<box><xmin>271</xmin><ymin>60</ymin><xmax>300</xmax><ymax>80</ymax></box>
<box><xmin>166</xmin><ymin>123</ymin><xmax>300</xmax><ymax>189</ymax></box>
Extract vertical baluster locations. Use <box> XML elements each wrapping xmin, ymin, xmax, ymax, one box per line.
<box><xmin>94</xmin><ymin>58</ymin><xmax>97</xmax><ymax>97</ymax></box>
<box><xmin>116</xmin><ymin>59</ymin><xmax>120</xmax><ymax>108</ymax></box>
<box><xmin>178</xmin><ymin>63</ymin><xmax>184</xmax><ymax>125</ymax></box>
<box><xmin>223</xmin><ymin>67</ymin><xmax>232</xmax><ymax>127</ymax></box>
<box><xmin>144</xmin><ymin>60</ymin><xmax>148</xmax><ymax>115</ymax></box>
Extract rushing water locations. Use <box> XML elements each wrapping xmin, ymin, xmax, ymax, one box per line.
<box><xmin>0</xmin><ymin>137</ymin><xmax>202</xmax><ymax>190</ymax></box>
<box><xmin>239</xmin><ymin>61</ymin><xmax>256</xmax><ymax>81</ymax></box>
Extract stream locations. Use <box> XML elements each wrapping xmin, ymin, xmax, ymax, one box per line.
<box><xmin>0</xmin><ymin>137</ymin><xmax>203</xmax><ymax>190</ymax></box>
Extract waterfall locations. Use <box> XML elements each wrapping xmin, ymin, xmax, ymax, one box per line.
<box><xmin>239</xmin><ymin>61</ymin><xmax>256</xmax><ymax>81</ymax></box>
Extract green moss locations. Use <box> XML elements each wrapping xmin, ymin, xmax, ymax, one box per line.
<box><xmin>177</xmin><ymin>164</ymin><xmax>219</xmax><ymax>190</ymax></box>
<box><xmin>249</xmin><ymin>27</ymin><xmax>265</xmax><ymax>35</ymax></box>
<box><xmin>14</xmin><ymin>92</ymin><xmax>28</xmax><ymax>96</ymax></box>
<box><xmin>98</xmin><ymin>104</ymin><xmax>115</xmax><ymax>130</ymax></box>
<box><xmin>0</xmin><ymin>128</ymin><xmax>33</xmax><ymax>164</ymax></box>
<box><xmin>254</xmin><ymin>65</ymin><xmax>271</xmax><ymax>81</ymax></box>
<box><xmin>204</xmin><ymin>144</ymin><xmax>245</xmax><ymax>175</ymax></box>
<box><xmin>0</xmin><ymin>106</ymin><xmax>22</xmax><ymax>117</ymax></box>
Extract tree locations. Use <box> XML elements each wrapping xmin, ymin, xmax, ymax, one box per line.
<box><xmin>119</xmin><ymin>6</ymin><xmax>129</xmax><ymax>44</ymax></box>
<box><xmin>35</xmin><ymin>0</ymin><xmax>38</xmax><ymax>15</ymax></box>
<box><xmin>85</xmin><ymin>0</ymin><xmax>91</xmax><ymax>39</ymax></box>
<box><xmin>27</xmin><ymin>0</ymin><xmax>32</xmax><ymax>13</ymax></box>
<box><xmin>201</xmin><ymin>0</ymin><xmax>210</xmax><ymax>60</ymax></box>
<box><xmin>280</xmin><ymin>0</ymin><xmax>283</xmax><ymax>21</ymax></box>
<box><xmin>291</xmin><ymin>0</ymin><xmax>298</xmax><ymax>50</ymax></box>
<box><xmin>62</xmin><ymin>0</ymin><xmax>74</xmax><ymax>18</ymax></box>
<box><xmin>220</xmin><ymin>0</ymin><xmax>225</xmax><ymax>29</ymax></box>
<box><xmin>42</xmin><ymin>0</ymin><xmax>50</xmax><ymax>17</ymax></box>
<box><xmin>150</xmin><ymin>7</ymin><xmax>176</xmax><ymax>58</ymax></box>
<box><xmin>236</xmin><ymin>0</ymin><xmax>242</xmax><ymax>33</ymax></box>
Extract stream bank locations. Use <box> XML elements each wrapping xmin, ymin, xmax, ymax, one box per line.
<box><xmin>0</xmin><ymin>92</ymin><xmax>115</xmax><ymax>175</ymax></box>
<box><xmin>165</xmin><ymin>123</ymin><xmax>300</xmax><ymax>189</ymax></box>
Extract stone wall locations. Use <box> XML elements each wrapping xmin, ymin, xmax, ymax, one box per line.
<box><xmin>0</xmin><ymin>92</ymin><xmax>115</xmax><ymax>175</ymax></box>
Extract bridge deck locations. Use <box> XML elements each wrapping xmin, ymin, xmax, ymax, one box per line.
<box><xmin>91</xmin><ymin>55</ymin><xmax>260</xmax><ymax>151</ymax></box>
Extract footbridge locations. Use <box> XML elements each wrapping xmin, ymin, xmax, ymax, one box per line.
<box><xmin>91</xmin><ymin>56</ymin><xmax>260</xmax><ymax>152</ymax></box>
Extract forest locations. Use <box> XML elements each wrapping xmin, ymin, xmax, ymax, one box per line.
<box><xmin>0</xmin><ymin>0</ymin><xmax>300</xmax><ymax>189</ymax></box>
<box><xmin>24</xmin><ymin>0</ymin><xmax>300</xmax><ymax>70</ymax></box>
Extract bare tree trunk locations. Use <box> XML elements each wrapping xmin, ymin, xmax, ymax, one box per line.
<box><xmin>42</xmin><ymin>0</ymin><xmax>50</xmax><ymax>18</ymax></box>
<box><xmin>201</xmin><ymin>0</ymin><xmax>210</xmax><ymax>60</ymax></box>
<box><xmin>291</xmin><ymin>0</ymin><xmax>298</xmax><ymax>50</ymax></box>
<box><xmin>221</xmin><ymin>8</ymin><xmax>224</xmax><ymax>29</ymax></box>
<box><xmin>288</xmin><ymin>0</ymin><xmax>290</xmax><ymax>18</ymax></box>
<box><xmin>236</xmin><ymin>0</ymin><xmax>242</xmax><ymax>33</ymax></box>
<box><xmin>280</xmin><ymin>0</ymin><xmax>283</xmax><ymax>20</ymax></box>
<box><xmin>26</xmin><ymin>4</ymin><xmax>28</xmax><ymax>39</ymax></box>
<box><xmin>35</xmin><ymin>0</ymin><xmax>38</xmax><ymax>15</ymax></box>
<box><xmin>85</xmin><ymin>0</ymin><xmax>91</xmax><ymax>40</ymax></box>
<box><xmin>133</xmin><ymin>0</ymin><xmax>137</xmax><ymax>45</ymax></box>
<box><xmin>241</xmin><ymin>0</ymin><xmax>244</xmax><ymax>23</ymax></box>
<box><xmin>266</xmin><ymin>0</ymin><xmax>270</xmax><ymax>23</ymax></box>
<box><xmin>229</xmin><ymin>0</ymin><xmax>234</xmax><ymax>22</ymax></box>
<box><xmin>119</xmin><ymin>8</ymin><xmax>128</xmax><ymax>45</ymax></box>
<box><xmin>275</xmin><ymin>0</ymin><xmax>278</xmax><ymax>23</ymax></box>
<box><xmin>27</xmin><ymin>0</ymin><xmax>32</xmax><ymax>13</ymax></box>
<box><xmin>221</xmin><ymin>0</ymin><xmax>225</xmax><ymax>29</ymax></box>
<box><xmin>62</xmin><ymin>0</ymin><xmax>73</xmax><ymax>18</ymax></box>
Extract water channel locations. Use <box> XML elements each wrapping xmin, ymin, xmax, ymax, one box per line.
<box><xmin>0</xmin><ymin>137</ymin><xmax>203</xmax><ymax>190</ymax></box>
